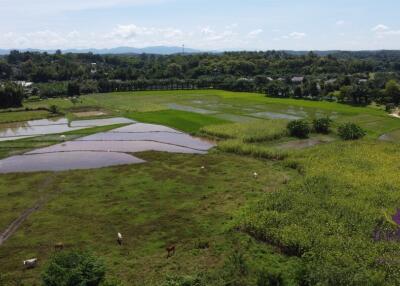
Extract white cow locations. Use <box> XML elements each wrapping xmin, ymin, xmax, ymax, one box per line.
<box><xmin>117</xmin><ymin>232</ymin><xmax>123</xmax><ymax>245</ymax></box>
<box><xmin>23</xmin><ymin>258</ymin><xmax>38</xmax><ymax>269</ymax></box>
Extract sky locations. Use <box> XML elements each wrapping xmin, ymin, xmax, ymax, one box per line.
<box><xmin>0</xmin><ymin>0</ymin><xmax>399</xmax><ymax>51</ymax></box>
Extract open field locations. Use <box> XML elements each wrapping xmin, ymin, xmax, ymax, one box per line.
<box><xmin>1</xmin><ymin>90</ymin><xmax>400</xmax><ymax>285</ymax></box>
<box><xmin>24</xmin><ymin>90</ymin><xmax>400</xmax><ymax>138</ymax></box>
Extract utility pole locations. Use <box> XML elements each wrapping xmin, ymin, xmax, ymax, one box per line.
<box><xmin>182</xmin><ymin>44</ymin><xmax>185</xmax><ymax>55</ymax></box>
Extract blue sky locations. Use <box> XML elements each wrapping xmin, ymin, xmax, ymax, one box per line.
<box><xmin>0</xmin><ymin>0</ymin><xmax>399</xmax><ymax>50</ymax></box>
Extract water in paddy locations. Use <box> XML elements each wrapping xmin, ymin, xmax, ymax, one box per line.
<box><xmin>251</xmin><ymin>111</ymin><xmax>302</xmax><ymax>120</ymax></box>
<box><xmin>0</xmin><ymin>151</ymin><xmax>144</xmax><ymax>173</ymax></box>
<box><xmin>0</xmin><ymin>122</ymin><xmax>215</xmax><ymax>173</ymax></box>
<box><xmin>275</xmin><ymin>137</ymin><xmax>335</xmax><ymax>150</ymax></box>
<box><xmin>167</xmin><ymin>103</ymin><xmax>217</xmax><ymax>114</ymax></box>
<box><xmin>0</xmin><ymin>117</ymin><xmax>135</xmax><ymax>141</ymax></box>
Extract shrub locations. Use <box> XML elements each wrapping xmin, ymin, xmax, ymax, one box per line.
<box><xmin>312</xmin><ymin>118</ymin><xmax>332</xmax><ymax>134</ymax></box>
<box><xmin>42</xmin><ymin>250</ymin><xmax>106</xmax><ymax>286</ymax></box>
<box><xmin>287</xmin><ymin>120</ymin><xmax>310</xmax><ymax>138</ymax></box>
<box><xmin>257</xmin><ymin>271</ymin><xmax>284</xmax><ymax>286</ymax></box>
<box><xmin>49</xmin><ymin>105</ymin><xmax>60</xmax><ymax>114</ymax></box>
<box><xmin>338</xmin><ymin>123</ymin><xmax>366</xmax><ymax>140</ymax></box>
<box><xmin>162</xmin><ymin>275</ymin><xmax>205</xmax><ymax>286</ymax></box>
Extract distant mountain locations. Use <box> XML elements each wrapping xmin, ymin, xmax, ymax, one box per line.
<box><xmin>0</xmin><ymin>46</ymin><xmax>203</xmax><ymax>55</ymax></box>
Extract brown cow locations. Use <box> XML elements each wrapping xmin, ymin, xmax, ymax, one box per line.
<box><xmin>166</xmin><ymin>245</ymin><xmax>176</xmax><ymax>258</ymax></box>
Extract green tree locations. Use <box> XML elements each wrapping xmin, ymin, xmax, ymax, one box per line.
<box><xmin>384</xmin><ymin>80</ymin><xmax>400</xmax><ymax>105</ymax></box>
<box><xmin>42</xmin><ymin>250</ymin><xmax>106</xmax><ymax>286</ymax></box>
<box><xmin>165</xmin><ymin>63</ymin><xmax>182</xmax><ymax>78</ymax></box>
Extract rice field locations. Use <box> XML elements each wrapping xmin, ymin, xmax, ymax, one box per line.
<box><xmin>2</xmin><ymin>89</ymin><xmax>400</xmax><ymax>285</ymax></box>
<box><xmin>200</xmin><ymin>119</ymin><xmax>288</xmax><ymax>142</ymax></box>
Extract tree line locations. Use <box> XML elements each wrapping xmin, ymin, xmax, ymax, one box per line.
<box><xmin>1</xmin><ymin>50</ymin><xmax>400</xmax><ymax>108</ymax></box>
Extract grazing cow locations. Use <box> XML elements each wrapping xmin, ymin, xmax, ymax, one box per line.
<box><xmin>166</xmin><ymin>245</ymin><xmax>176</xmax><ymax>258</ymax></box>
<box><xmin>117</xmin><ymin>232</ymin><xmax>123</xmax><ymax>245</ymax></box>
<box><xmin>54</xmin><ymin>242</ymin><xmax>64</xmax><ymax>251</ymax></box>
<box><xmin>23</xmin><ymin>258</ymin><xmax>38</xmax><ymax>269</ymax></box>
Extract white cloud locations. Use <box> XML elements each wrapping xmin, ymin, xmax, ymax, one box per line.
<box><xmin>371</xmin><ymin>24</ymin><xmax>400</xmax><ymax>37</ymax></box>
<box><xmin>0</xmin><ymin>23</ymin><xmax>246</xmax><ymax>49</ymax></box>
<box><xmin>336</xmin><ymin>20</ymin><xmax>345</xmax><ymax>26</ymax></box>
<box><xmin>247</xmin><ymin>29</ymin><xmax>263</xmax><ymax>38</ymax></box>
<box><xmin>287</xmin><ymin>32</ymin><xmax>306</xmax><ymax>40</ymax></box>
<box><xmin>198</xmin><ymin>26</ymin><xmax>236</xmax><ymax>42</ymax></box>
<box><xmin>371</xmin><ymin>24</ymin><xmax>389</xmax><ymax>33</ymax></box>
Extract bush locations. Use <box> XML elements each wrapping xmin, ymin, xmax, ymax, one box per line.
<box><xmin>338</xmin><ymin>123</ymin><xmax>366</xmax><ymax>140</ymax></box>
<box><xmin>287</xmin><ymin>120</ymin><xmax>310</xmax><ymax>138</ymax></box>
<box><xmin>42</xmin><ymin>250</ymin><xmax>106</xmax><ymax>286</ymax></box>
<box><xmin>49</xmin><ymin>105</ymin><xmax>60</xmax><ymax>114</ymax></box>
<box><xmin>162</xmin><ymin>275</ymin><xmax>205</xmax><ymax>286</ymax></box>
<box><xmin>257</xmin><ymin>271</ymin><xmax>284</xmax><ymax>286</ymax></box>
<box><xmin>313</xmin><ymin>118</ymin><xmax>332</xmax><ymax>134</ymax></box>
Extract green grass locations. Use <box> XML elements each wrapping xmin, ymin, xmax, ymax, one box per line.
<box><xmin>0</xmin><ymin>152</ymin><xmax>296</xmax><ymax>285</ymax></box>
<box><xmin>0</xmin><ymin>110</ymin><xmax>52</xmax><ymax>123</ymax></box>
<box><xmin>3</xmin><ymin>89</ymin><xmax>400</xmax><ymax>284</ymax></box>
<box><xmin>217</xmin><ymin>139</ymin><xmax>288</xmax><ymax>161</ymax></box>
<box><xmin>236</xmin><ymin>140</ymin><xmax>400</xmax><ymax>285</ymax></box>
<box><xmin>127</xmin><ymin>109</ymin><xmax>229</xmax><ymax>133</ymax></box>
<box><xmin>201</xmin><ymin>119</ymin><xmax>288</xmax><ymax>142</ymax></box>
<box><xmin>24</xmin><ymin>90</ymin><xmax>400</xmax><ymax>138</ymax></box>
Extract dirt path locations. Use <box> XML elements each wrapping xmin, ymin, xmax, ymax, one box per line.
<box><xmin>0</xmin><ymin>176</ymin><xmax>55</xmax><ymax>246</ymax></box>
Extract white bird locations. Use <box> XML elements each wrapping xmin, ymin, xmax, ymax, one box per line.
<box><xmin>253</xmin><ymin>172</ymin><xmax>258</xmax><ymax>178</ymax></box>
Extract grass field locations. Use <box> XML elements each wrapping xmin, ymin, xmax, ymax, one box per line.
<box><xmin>23</xmin><ymin>90</ymin><xmax>400</xmax><ymax>138</ymax></box>
<box><xmin>1</xmin><ymin>90</ymin><xmax>400</xmax><ymax>285</ymax></box>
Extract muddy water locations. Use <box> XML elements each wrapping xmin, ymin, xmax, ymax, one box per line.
<box><xmin>76</xmin><ymin>132</ymin><xmax>213</xmax><ymax>150</ymax></box>
<box><xmin>27</xmin><ymin>141</ymin><xmax>208</xmax><ymax>155</ymax></box>
<box><xmin>0</xmin><ymin>151</ymin><xmax>144</xmax><ymax>173</ymax></box>
<box><xmin>0</xmin><ymin>122</ymin><xmax>214</xmax><ymax>173</ymax></box>
<box><xmin>0</xmin><ymin>117</ymin><xmax>135</xmax><ymax>141</ymax></box>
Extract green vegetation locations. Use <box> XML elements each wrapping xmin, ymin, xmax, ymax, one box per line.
<box><xmin>338</xmin><ymin>123</ymin><xmax>366</xmax><ymax>140</ymax></box>
<box><xmin>201</xmin><ymin>120</ymin><xmax>288</xmax><ymax>142</ymax></box>
<box><xmin>287</xmin><ymin>120</ymin><xmax>310</xmax><ymax>138</ymax></box>
<box><xmin>0</xmin><ymin>109</ymin><xmax>51</xmax><ymax>123</ymax></box>
<box><xmin>0</xmin><ymin>152</ymin><xmax>292</xmax><ymax>285</ymax></box>
<box><xmin>217</xmin><ymin>139</ymin><xmax>287</xmax><ymax>160</ymax></box>
<box><xmin>236</xmin><ymin>141</ymin><xmax>400</xmax><ymax>285</ymax></box>
<box><xmin>1</xmin><ymin>89</ymin><xmax>400</xmax><ymax>285</ymax></box>
<box><xmin>2</xmin><ymin>50</ymin><xmax>400</xmax><ymax>108</ymax></box>
<box><xmin>128</xmin><ymin>109</ymin><xmax>229</xmax><ymax>133</ymax></box>
<box><xmin>313</xmin><ymin>117</ymin><xmax>332</xmax><ymax>134</ymax></box>
<box><xmin>42</xmin><ymin>250</ymin><xmax>106</xmax><ymax>286</ymax></box>
<box><xmin>0</xmin><ymin>82</ymin><xmax>24</xmax><ymax>108</ymax></box>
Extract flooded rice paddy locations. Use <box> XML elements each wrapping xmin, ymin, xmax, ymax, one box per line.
<box><xmin>0</xmin><ymin>119</ymin><xmax>215</xmax><ymax>173</ymax></box>
<box><xmin>0</xmin><ymin>117</ymin><xmax>135</xmax><ymax>141</ymax></box>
